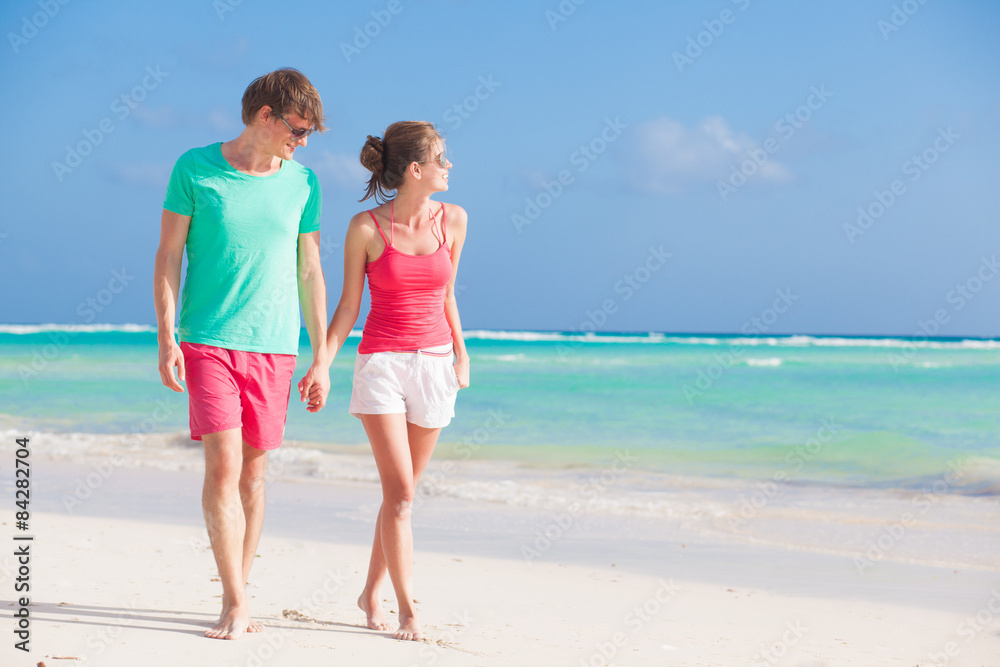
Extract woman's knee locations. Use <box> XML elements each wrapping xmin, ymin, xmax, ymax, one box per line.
<box><xmin>383</xmin><ymin>484</ymin><xmax>416</xmax><ymax>519</ymax></box>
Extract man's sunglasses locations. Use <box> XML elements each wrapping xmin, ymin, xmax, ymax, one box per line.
<box><xmin>277</xmin><ymin>115</ymin><xmax>315</xmax><ymax>140</ymax></box>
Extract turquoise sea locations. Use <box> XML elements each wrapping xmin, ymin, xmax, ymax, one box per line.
<box><xmin>1</xmin><ymin>325</ymin><xmax>998</xmax><ymax>495</ymax></box>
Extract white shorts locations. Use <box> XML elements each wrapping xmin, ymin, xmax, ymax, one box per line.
<box><xmin>349</xmin><ymin>344</ymin><xmax>460</xmax><ymax>429</ymax></box>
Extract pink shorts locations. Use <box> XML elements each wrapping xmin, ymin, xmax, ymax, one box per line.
<box><xmin>180</xmin><ymin>342</ymin><xmax>297</xmax><ymax>450</ymax></box>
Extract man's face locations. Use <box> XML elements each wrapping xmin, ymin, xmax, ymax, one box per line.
<box><xmin>267</xmin><ymin>110</ymin><xmax>313</xmax><ymax>160</ymax></box>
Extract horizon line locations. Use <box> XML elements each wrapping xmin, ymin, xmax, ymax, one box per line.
<box><xmin>0</xmin><ymin>323</ymin><xmax>998</xmax><ymax>342</ymax></box>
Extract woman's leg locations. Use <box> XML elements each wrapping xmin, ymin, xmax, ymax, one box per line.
<box><xmin>358</xmin><ymin>504</ymin><xmax>390</xmax><ymax>631</ymax></box>
<box><xmin>358</xmin><ymin>413</ymin><xmax>442</xmax><ymax>640</ymax></box>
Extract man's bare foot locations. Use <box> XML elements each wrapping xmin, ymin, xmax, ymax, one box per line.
<box><xmin>393</xmin><ymin>614</ymin><xmax>421</xmax><ymax>641</ymax></box>
<box><xmin>357</xmin><ymin>593</ymin><xmax>391</xmax><ymax>631</ymax></box>
<box><xmin>247</xmin><ymin>619</ymin><xmax>264</xmax><ymax>633</ymax></box>
<box><xmin>205</xmin><ymin>604</ymin><xmax>250</xmax><ymax>640</ymax></box>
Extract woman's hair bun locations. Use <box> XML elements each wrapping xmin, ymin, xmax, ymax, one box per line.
<box><xmin>360</xmin><ymin>135</ymin><xmax>384</xmax><ymax>174</ymax></box>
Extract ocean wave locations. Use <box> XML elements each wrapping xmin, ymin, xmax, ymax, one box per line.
<box><xmin>463</xmin><ymin>330</ymin><xmax>668</xmax><ymax>344</ymax></box>
<box><xmin>4</xmin><ymin>429</ymin><xmax>998</xmax><ymax>534</ymax></box>
<box><xmin>687</xmin><ymin>335</ymin><xmax>1000</xmax><ymax>350</ymax></box>
<box><xmin>746</xmin><ymin>358</ymin><xmax>783</xmax><ymax>367</ymax></box>
<box><xmin>461</xmin><ymin>330</ymin><xmax>1000</xmax><ymax>350</ymax></box>
<box><xmin>0</xmin><ymin>323</ymin><xmax>156</xmax><ymax>334</ymax></box>
<box><xmin>492</xmin><ymin>354</ymin><xmax>526</xmax><ymax>362</ymax></box>
<box><xmin>408</xmin><ymin>477</ymin><xmax>731</xmax><ymax>520</ymax></box>
<box><xmin>1</xmin><ymin>325</ymin><xmax>995</xmax><ymax>350</ymax></box>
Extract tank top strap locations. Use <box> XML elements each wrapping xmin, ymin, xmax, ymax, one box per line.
<box><xmin>367</xmin><ymin>209</ymin><xmax>390</xmax><ymax>247</ymax></box>
<box><xmin>438</xmin><ymin>203</ymin><xmax>447</xmax><ymax>247</ymax></box>
<box><xmin>389</xmin><ymin>200</ymin><xmax>395</xmax><ymax>245</ymax></box>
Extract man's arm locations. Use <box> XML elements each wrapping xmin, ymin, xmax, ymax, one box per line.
<box><xmin>296</xmin><ymin>230</ymin><xmax>330</xmax><ymax>412</ymax></box>
<box><xmin>154</xmin><ymin>209</ymin><xmax>190</xmax><ymax>392</ymax></box>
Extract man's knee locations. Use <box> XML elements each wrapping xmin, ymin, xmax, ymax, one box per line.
<box><xmin>203</xmin><ymin>430</ymin><xmax>245</xmax><ymax>488</ymax></box>
<box><xmin>239</xmin><ymin>451</ymin><xmax>267</xmax><ymax>492</ymax></box>
<box><xmin>239</xmin><ymin>472</ymin><xmax>266</xmax><ymax>497</ymax></box>
<box><xmin>205</xmin><ymin>458</ymin><xmax>242</xmax><ymax>490</ymax></box>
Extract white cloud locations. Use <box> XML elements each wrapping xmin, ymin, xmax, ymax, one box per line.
<box><xmin>626</xmin><ymin>115</ymin><xmax>791</xmax><ymax>195</ymax></box>
<box><xmin>303</xmin><ymin>150</ymin><xmax>370</xmax><ymax>192</ymax></box>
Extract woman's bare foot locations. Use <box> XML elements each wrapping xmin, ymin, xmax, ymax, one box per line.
<box><xmin>393</xmin><ymin>614</ymin><xmax>421</xmax><ymax>641</ymax></box>
<box><xmin>205</xmin><ymin>604</ymin><xmax>250</xmax><ymax>640</ymax></box>
<box><xmin>358</xmin><ymin>593</ymin><xmax>391</xmax><ymax>631</ymax></box>
<box><xmin>247</xmin><ymin>619</ymin><xmax>264</xmax><ymax>633</ymax></box>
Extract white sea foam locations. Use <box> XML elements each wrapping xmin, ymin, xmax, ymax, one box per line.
<box><xmin>493</xmin><ymin>354</ymin><xmax>526</xmax><ymax>362</ymax></box>
<box><xmin>2</xmin><ymin>325</ymin><xmax>995</xmax><ymax>350</ymax></box>
<box><xmin>0</xmin><ymin>428</ymin><xmax>729</xmax><ymax>520</ymax></box>
<box><xmin>746</xmin><ymin>358</ymin><xmax>782</xmax><ymax>367</ymax></box>
<box><xmin>4</xmin><ymin>428</ymin><xmax>998</xmax><ymax>570</ymax></box>
<box><xmin>463</xmin><ymin>330</ymin><xmax>668</xmax><ymax>344</ymax></box>
<box><xmin>0</xmin><ymin>323</ymin><xmax>156</xmax><ymax>334</ymax></box>
<box><xmin>460</xmin><ymin>330</ymin><xmax>1000</xmax><ymax>350</ymax></box>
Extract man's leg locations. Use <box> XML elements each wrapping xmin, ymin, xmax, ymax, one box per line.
<box><xmin>239</xmin><ymin>441</ymin><xmax>268</xmax><ymax>633</ymax></box>
<box><xmin>202</xmin><ymin>428</ymin><xmax>251</xmax><ymax>640</ymax></box>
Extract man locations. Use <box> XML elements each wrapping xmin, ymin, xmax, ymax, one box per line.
<box><xmin>153</xmin><ymin>68</ymin><xmax>330</xmax><ymax>640</ymax></box>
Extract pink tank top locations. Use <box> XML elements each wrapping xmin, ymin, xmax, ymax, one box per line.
<box><xmin>358</xmin><ymin>202</ymin><xmax>454</xmax><ymax>354</ymax></box>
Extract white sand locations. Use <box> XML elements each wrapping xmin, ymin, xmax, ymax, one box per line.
<box><xmin>2</xmin><ymin>460</ymin><xmax>999</xmax><ymax>666</ymax></box>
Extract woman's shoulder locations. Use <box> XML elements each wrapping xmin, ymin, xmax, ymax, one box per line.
<box><xmin>346</xmin><ymin>208</ymin><xmax>383</xmax><ymax>240</ymax></box>
<box><xmin>439</xmin><ymin>202</ymin><xmax>468</xmax><ymax>228</ymax></box>
<box><xmin>349</xmin><ymin>204</ymin><xmax>387</xmax><ymax>226</ymax></box>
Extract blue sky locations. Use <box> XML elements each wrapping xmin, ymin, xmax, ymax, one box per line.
<box><xmin>1</xmin><ymin>0</ymin><xmax>998</xmax><ymax>337</ymax></box>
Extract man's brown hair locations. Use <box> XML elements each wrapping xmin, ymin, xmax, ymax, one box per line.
<box><xmin>241</xmin><ymin>68</ymin><xmax>327</xmax><ymax>132</ymax></box>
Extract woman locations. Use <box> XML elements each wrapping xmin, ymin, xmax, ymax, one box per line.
<box><xmin>324</xmin><ymin>121</ymin><xmax>469</xmax><ymax>641</ymax></box>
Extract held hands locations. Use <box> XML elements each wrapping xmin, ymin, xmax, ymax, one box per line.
<box><xmin>298</xmin><ymin>363</ymin><xmax>331</xmax><ymax>413</ymax></box>
<box><xmin>158</xmin><ymin>342</ymin><xmax>186</xmax><ymax>392</ymax></box>
<box><xmin>454</xmin><ymin>356</ymin><xmax>470</xmax><ymax>389</ymax></box>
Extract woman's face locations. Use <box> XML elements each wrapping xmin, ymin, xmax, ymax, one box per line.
<box><xmin>419</xmin><ymin>139</ymin><xmax>452</xmax><ymax>192</ymax></box>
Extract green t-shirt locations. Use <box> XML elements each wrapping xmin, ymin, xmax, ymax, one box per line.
<box><xmin>163</xmin><ymin>142</ymin><xmax>321</xmax><ymax>355</ymax></box>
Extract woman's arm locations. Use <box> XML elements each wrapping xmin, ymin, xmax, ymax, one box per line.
<box><xmin>325</xmin><ymin>212</ymin><xmax>373</xmax><ymax>359</ymax></box>
<box><xmin>443</xmin><ymin>203</ymin><xmax>470</xmax><ymax>388</ymax></box>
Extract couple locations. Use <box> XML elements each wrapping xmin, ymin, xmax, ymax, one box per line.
<box><xmin>152</xmin><ymin>68</ymin><xmax>469</xmax><ymax>642</ymax></box>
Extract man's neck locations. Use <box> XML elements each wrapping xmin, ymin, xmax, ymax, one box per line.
<box><xmin>221</xmin><ymin>132</ymin><xmax>281</xmax><ymax>176</ymax></box>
